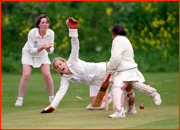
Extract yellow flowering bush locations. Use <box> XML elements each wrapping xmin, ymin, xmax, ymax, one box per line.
<box><xmin>1</xmin><ymin>1</ymin><xmax>179</xmax><ymax>73</ymax></box>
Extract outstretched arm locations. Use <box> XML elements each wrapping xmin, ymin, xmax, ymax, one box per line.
<box><xmin>41</xmin><ymin>77</ymin><xmax>70</xmax><ymax>113</ymax></box>
<box><xmin>66</xmin><ymin>17</ymin><xmax>80</xmax><ymax>64</ymax></box>
<box><xmin>66</xmin><ymin>17</ymin><xmax>78</xmax><ymax>37</ymax></box>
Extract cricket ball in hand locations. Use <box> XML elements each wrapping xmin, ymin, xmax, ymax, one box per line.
<box><xmin>139</xmin><ymin>104</ymin><xmax>144</xmax><ymax>109</ymax></box>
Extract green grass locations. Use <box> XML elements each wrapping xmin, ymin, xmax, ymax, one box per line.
<box><xmin>1</xmin><ymin>72</ymin><xmax>179</xmax><ymax>129</ymax></box>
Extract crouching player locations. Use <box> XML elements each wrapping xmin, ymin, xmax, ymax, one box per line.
<box><xmin>41</xmin><ymin>18</ymin><xmax>161</xmax><ymax>114</ymax></box>
<box><xmin>41</xmin><ymin>17</ymin><xmax>113</xmax><ymax>113</ymax></box>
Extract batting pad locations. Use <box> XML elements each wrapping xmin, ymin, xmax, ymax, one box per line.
<box><xmin>112</xmin><ymin>87</ymin><xmax>122</xmax><ymax>111</ymax></box>
<box><xmin>133</xmin><ymin>82</ymin><xmax>156</xmax><ymax>97</ymax></box>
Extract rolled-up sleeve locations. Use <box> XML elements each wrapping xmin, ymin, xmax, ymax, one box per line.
<box><xmin>48</xmin><ymin>31</ymin><xmax>55</xmax><ymax>54</ymax></box>
<box><xmin>48</xmin><ymin>45</ymin><xmax>54</xmax><ymax>54</ymax></box>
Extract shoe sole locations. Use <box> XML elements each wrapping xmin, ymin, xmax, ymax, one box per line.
<box><xmin>15</xmin><ymin>104</ymin><xmax>22</xmax><ymax>106</ymax></box>
<box><xmin>109</xmin><ymin>115</ymin><xmax>126</xmax><ymax>118</ymax></box>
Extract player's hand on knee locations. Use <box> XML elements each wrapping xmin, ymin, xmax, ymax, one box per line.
<box><xmin>41</xmin><ymin>106</ymin><xmax>55</xmax><ymax>113</ymax></box>
<box><xmin>66</xmin><ymin>17</ymin><xmax>78</xmax><ymax>29</ymax></box>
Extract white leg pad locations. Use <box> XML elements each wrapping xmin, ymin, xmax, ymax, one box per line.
<box><xmin>133</xmin><ymin>82</ymin><xmax>156</xmax><ymax>97</ymax></box>
<box><xmin>112</xmin><ymin>87</ymin><xmax>122</xmax><ymax>111</ymax></box>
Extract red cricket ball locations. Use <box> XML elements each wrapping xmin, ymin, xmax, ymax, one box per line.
<box><xmin>140</xmin><ymin>104</ymin><xmax>145</xmax><ymax>109</ymax></box>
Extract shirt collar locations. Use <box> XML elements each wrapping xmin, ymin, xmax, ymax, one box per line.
<box><xmin>62</xmin><ymin>62</ymin><xmax>73</xmax><ymax>77</ymax></box>
<box><xmin>35</xmin><ymin>28</ymin><xmax>50</xmax><ymax>38</ymax></box>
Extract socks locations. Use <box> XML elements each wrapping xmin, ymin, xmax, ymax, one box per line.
<box><xmin>49</xmin><ymin>96</ymin><xmax>54</xmax><ymax>103</ymax></box>
<box><xmin>49</xmin><ymin>96</ymin><xmax>54</xmax><ymax>99</ymax></box>
<box><xmin>17</xmin><ymin>96</ymin><xmax>55</xmax><ymax>102</ymax></box>
<box><xmin>18</xmin><ymin>97</ymin><xmax>23</xmax><ymax>101</ymax></box>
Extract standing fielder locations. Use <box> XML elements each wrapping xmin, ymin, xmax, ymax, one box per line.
<box><xmin>15</xmin><ymin>14</ymin><xmax>54</xmax><ymax>106</ymax></box>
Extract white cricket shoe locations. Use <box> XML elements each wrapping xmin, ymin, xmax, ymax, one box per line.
<box><xmin>109</xmin><ymin>110</ymin><xmax>125</xmax><ymax>118</ymax></box>
<box><xmin>86</xmin><ymin>98</ymin><xmax>113</xmax><ymax>110</ymax></box>
<box><xmin>86</xmin><ymin>102</ymin><xmax>105</xmax><ymax>110</ymax></box>
<box><xmin>124</xmin><ymin>108</ymin><xmax>137</xmax><ymax>114</ymax></box>
<box><xmin>153</xmin><ymin>92</ymin><xmax>162</xmax><ymax>106</ymax></box>
<box><xmin>15</xmin><ymin>99</ymin><xmax>23</xmax><ymax>106</ymax></box>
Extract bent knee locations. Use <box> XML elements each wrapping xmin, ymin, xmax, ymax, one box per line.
<box><xmin>126</xmin><ymin>91</ymin><xmax>135</xmax><ymax>99</ymax></box>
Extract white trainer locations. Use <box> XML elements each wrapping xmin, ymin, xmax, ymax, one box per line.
<box><xmin>86</xmin><ymin>98</ymin><xmax>113</xmax><ymax>110</ymax></box>
<box><xmin>86</xmin><ymin>103</ymin><xmax>105</xmax><ymax>110</ymax></box>
<box><xmin>109</xmin><ymin>110</ymin><xmax>125</xmax><ymax>118</ymax></box>
<box><xmin>86</xmin><ymin>102</ymin><xmax>107</xmax><ymax>110</ymax></box>
<box><xmin>153</xmin><ymin>92</ymin><xmax>162</xmax><ymax>106</ymax></box>
<box><xmin>15</xmin><ymin>99</ymin><xmax>23</xmax><ymax>106</ymax></box>
<box><xmin>124</xmin><ymin>107</ymin><xmax>137</xmax><ymax>114</ymax></box>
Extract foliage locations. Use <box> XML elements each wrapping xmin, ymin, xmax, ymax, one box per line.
<box><xmin>1</xmin><ymin>1</ymin><xmax>179</xmax><ymax>73</ymax></box>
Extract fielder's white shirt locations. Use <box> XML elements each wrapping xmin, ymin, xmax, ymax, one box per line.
<box><xmin>54</xmin><ymin>37</ymin><xmax>97</xmax><ymax>102</ymax></box>
<box><xmin>107</xmin><ymin>35</ymin><xmax>137</xmax><ymax>72</ymax></box>
<box><xmin>22</xmin><ymin>28</ymin><xmax>54</xmax><ymax>57</ymax></box>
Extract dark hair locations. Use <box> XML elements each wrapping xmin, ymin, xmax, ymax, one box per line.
<box><xmin>112</xmin><ymin>24</ymin><xmax>126</xmax><ymax>36</ymax></box>
<box><xmin>35</xmin><ymin>14</ymin><xmax>50</xmax><ymax>28</ymax></box>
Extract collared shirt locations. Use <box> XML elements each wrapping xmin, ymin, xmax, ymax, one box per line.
<box><xmin>22</xmin><ymin>28</ymin><xmax>54</xmax><ymax>57</ymax></box>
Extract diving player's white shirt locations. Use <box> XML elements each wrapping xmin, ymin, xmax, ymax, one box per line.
<box><xmin>53</xmin><ymin>37</ymin><xmax>106</xmax><ymax>106</ymax></box>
